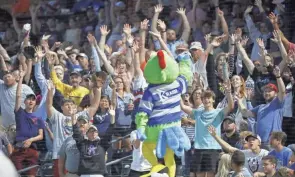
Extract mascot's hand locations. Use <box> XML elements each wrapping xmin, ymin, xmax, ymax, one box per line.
<box><xmin>156</xmin><ymin>126</ymin><xmax>191</xmax><ymax>158</ymax></box>
<box><xmin>137</xmin><ymin>128</ymin><xmax>147</xmax><ymax>141</ymax></box>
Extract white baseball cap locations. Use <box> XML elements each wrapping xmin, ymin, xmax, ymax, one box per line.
<box><xmin>190</xmin><ymin>42</ymin><xmax>204</xmax><ymax>51</ymax></box>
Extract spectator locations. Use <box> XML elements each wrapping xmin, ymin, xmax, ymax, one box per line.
<box><xmin>0</xmin><ymin>131</ymin><xmax>13</xmax><ymax>156</ymax></box>
<box><xmin>128</xmin><ymin>129</ymin><xmax>151</xmax><ymax>176</ymax></box>
<box><xmin>208</xmin><ymin>126</ymin><xmax>269</xmax><ymax>175</ymax></box>
<box><xmin>269</xmin><ymin>131</ymin><xmax>293</xmax><ymax>168</ymax></box>
<box><xmin>215</xmin><ymin>153</ymin><xmax>231</xmax><ymax>177</ymax></box>
<box><xmin>0</xmin><ymin>69</ymin><xmax>34</xmax><ymax>128</ymax></box>
<box><xmin>180</xmin><ymin>82</ymin><xmax>234</xmax><ymax>177</ymax></box>
<box><xmin>58</xmin><ymin>135</ymin><xmax>80</xmax><ymax>177</ymax></box>
<box><xmin>254</xmin><ymin>155</ymin><xmax>278</xmax><ymax>177</ymax></box>
<box><xmin>221</xmin><ymin>115</ymin><xmax>240</xmax><ymax>149</ymax></box>
<box><xmin>11</xmin><ymin>68</ymin><xmax>44</xmax><ymax>177</ymax></box>
<box><xmin>238</xmin><ymin>66</ymin><xmax>286</xmax><ymax>150</ymax></box>
<box><xmin>229</xmin><ymin>150</ymin><xmax>252</xmax><ymax>177</ymax></box>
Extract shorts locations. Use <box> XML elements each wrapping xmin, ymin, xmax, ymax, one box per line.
<box><xmin>113</xmin><ymin>127</ymin><xmax>132</xmax><ymax>137</ymax></box>
<box><xmin>11</xmin><ymin>147</ymin><xmax>39</xmax><ymax>176</ymax></box>
<box><xmin>190</xmin><ymin>149</ymin><xmax>221</xmax><ymax>173</ymax></box>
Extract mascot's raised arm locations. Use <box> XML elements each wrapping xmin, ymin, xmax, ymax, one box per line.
<box><xmin>136</xmin><ymin>49</ymin><xmax>193</xmax><ymax>177</ymax></box>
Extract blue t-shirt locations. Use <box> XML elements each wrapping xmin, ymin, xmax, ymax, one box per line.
<box><xmin>93</xmin><ymin>111</ymin><xmax>111</xmax><ymax>136</ymax></box>
<box><xmin>251</xmin><ymin>97</ymin><xmax>284</xmax><ymax>143</ymax></box>
<box><xmin>15</xmin><ymin>108</ymin><xmax>45</xmax><ymax>142</ymax></box>
<box><xmin>192</xmin><ymin>107</ymin><xmax>224</xmax><ymax>149</ymax></box>
<box><xmin>268</xmin><ymin>147</ymin><xmax>292</xmax><ymax>168</ymax></box>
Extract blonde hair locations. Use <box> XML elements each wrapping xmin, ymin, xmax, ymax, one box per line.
<box><xmin>215</xmin><ymin>153</ymin><xmax>231</xmax><ymax>177</ymax></box>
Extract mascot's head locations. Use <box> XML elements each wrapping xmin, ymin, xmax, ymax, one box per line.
<box><xmin>144</xmin><ymin>50</ymin><xmax>179</xmax><ymax>84</ymax></box>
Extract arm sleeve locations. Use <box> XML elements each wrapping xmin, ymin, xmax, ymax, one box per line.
<box><xmin>245</xmin><ymin>15</ymin><xmax>261</xmax><ymax>40</ymax></box>
<box><xmin>92</xmin><ymin>46</ymin><xmax>101</xmax><ymax>72</ymax></box>
<box><xmin>51</xmin><ymin>70</ymin><xmax>72</xmax><ymax>96</ymax></box>
<box><xmin>72</xmin><ymin>124</ymin><xmax>84</xmax><ymax>144</ymax></box>
<box><xmin>137</xmin><ymin>89</ymin><xmax>154</xmax><ymax>116</ymax></box>
<box><xmin>34</xmin><ymin>62</ymin><xmax>48</xmax><ymax>95</ymax></box>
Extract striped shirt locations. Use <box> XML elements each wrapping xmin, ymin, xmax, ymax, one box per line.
<box><xmin>138</xmin><ymin>75</ymin><xmax>188</xmax><ymax>126</ymax></box>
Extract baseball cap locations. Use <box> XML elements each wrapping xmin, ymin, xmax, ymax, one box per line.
<box><xmin>190</xmin><ymin>42</ymin><xmax>204</xmax><ymax>51</ymax></box>
<box><xmin>115</xmin><ymin>1</ymin><xmax>126</xmax><ymax>8</ymax></box>
<box><xmin>245</xmin><ymin>134</ymin><xmax>262</xmax><ymax>143</ymax></box>
<box><xmin>70</xmin><ymin>70</ymin><xmax>81</xmax><ymax>77</ymax></box>
<box><xmin>263</xmin><ymin>83</ymin><xmax>278</xmax><ymax>93</ymax></box>
<box><xmin>87</xmin><ymin>125</ymin><xmax>98</xmax><ymax>132</ymax></box>
<box><xmin>77</xmin><ymin>115</ymin><xmax>89</xmax><ymax>124</ymax></box>
<box><xmin>25</xmin><ymin>94</ymin><xmax>36</xmax><ymax>100</ymax></box>
<box><xmin>223</xmin><ymin>115</ymin><xmax>236</xmax><ymax>124</ymax></box>
<box><xmin>76</xmin><ymin>53</ymin><xmax>89</xmax><ymax>60</ymax></box>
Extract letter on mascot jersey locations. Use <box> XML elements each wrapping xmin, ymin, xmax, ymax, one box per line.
<box><xmin>135</xmin><ymin>50</ymin><xmax>192</xmax><ymax>177</ymax></box>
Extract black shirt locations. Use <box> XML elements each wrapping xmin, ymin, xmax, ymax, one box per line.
<box><xmin>221</xmin><ymin>131</ymin><xmax>240</xmax><ymax>149</ymax></box>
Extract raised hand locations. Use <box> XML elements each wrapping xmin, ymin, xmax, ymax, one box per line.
<box><xmin>157</xmin><ymin>19</ymin><xmax>166</xmax><ymax>32</ymax></box>
<box><xmin>57</xmin><ymin>49</ymin><xmax>67</xmax><ymax>57</ymax></box>
<box><xmin>109</xmin><ymin>77</ymin><xmax>116</xmax><ymax>89</ymax></box>
<box><xmin>254</xmin><ymin>0</ymin><xmax>263</xmax><ymax>8</ymax></box>
<box><xmin>100</xmin><ymin>25</ymin><xmax>110</xmax><ymax>36</ymax></box>
<box><xmin>268</xmin><ymin>12</ymin><xmax>278</xmax><ymax>24</ymax></box>
<box><xmin>47</xmin><ymin>80</ymin><xmax>55</xmax><ymax>91</ymax></box>
<box><xmin>273</xmin><ymin>65</ymin><xmax>281</xmax><ymax>78</ymax></box>
<box><xmin>207</xmin><ymin>125</ymin><xmax>217</xmax><ymax>136</ymax></box>
<box><xmin>19</xmin><ymin>67</ymin><xmax>26</xmax><ymax>78</ymax></box>
<box><xmin>211</xmin><ymin>35</ymin><xmax>224</xmax><ymax>47</ymax></box>
<box><xmin>123</xmin><ymin>24</ymin><xmax>132</xmax><ymax>36</ymax></box>
<box><xmin>270</xmin><ymin>30</ymin><xmax>281</xmax><ymax>44</ymax></box>
<box><xmin>104</xmin><ymin>44</ymin><xmax>112</xmax><ymax>56</ymax></box>
<box><xmin>46</xmin><ymin>53</ymin><xmax>55</xmax><ymax>66</ymax></box>
<box><xmin>87</xmin><ymin>33</ymin><xmax>98</xmax><ymax>46</ymax></box>
<box><xmin>154</xmin><ymin>4</ymin><xmax>163</xmax><ymax>13</ymax></box>
<box><xmin>246</xmin><ymin>88</ymin><xmax>254</xmax><ymax>100</ymax></box>
<box><xmin>132</xmin><ymin>41</ymin><xmax>140</xmax><ymax>53</ymax></box>
<box><xmin>176</xmin><ymin>8</ymin><xmax>186</xmax><ymax>16</ymax></box>
<box><xmin>223</xmin><ymin>80</ymin><xmax>232</xmax><ymax>93</ymax></box>
<box><xmin>240</xmin><ymin>36</ymin><xmax>249</xmax><ymax>47</ymax></box>
<box><xmin>244</xmin><ymin>6</ymin><xmax>253</xmax><ymax>15</ymax></box>
<box><xmin>217</xmin><ymin>8</ymin><xmax>224</xmax><ymax>17</ymax></box>
<box><xmin>149</xmin><ymin>31</ymin><xmax>161</xmax><ymax>39</ymax></box>
<box><xmin>34</xmin><ymin>46</ymin><xmax>45</xmax><ymax>59</ymax></box>
<box><xmin>256</xmin><ymin>38</ymin><xmax>265</xmax><ymax>49</ymax></box>
<box><xmin>205</xmin><ymin>33</ymin><xmax>212</xmax><ymax>44</ymax></box>
<box><xmin>126</xmin><ymin>35</ymin><xmax>134</xmax><ymax>47</ymax></box>
<box><xmin>229</xmin><ymin>34</ymin><xmax>237</xmax><ymax>45</ymax></box>
<box><xmin>140</xmin><ymin>19</ymin><xmax>149</xmax><ymax>31</ymax></box>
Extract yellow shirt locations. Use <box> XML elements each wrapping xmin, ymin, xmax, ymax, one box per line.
<box><xmin>51</xmin><ymin>70</ymin><xmax>90</xmax><ymax>105</ymax></box>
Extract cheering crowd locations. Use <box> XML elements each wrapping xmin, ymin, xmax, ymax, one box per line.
<box><xmin>0</xmin><ymin>0</ymin><xmax>295</xmax><ymax>176</ymax></box>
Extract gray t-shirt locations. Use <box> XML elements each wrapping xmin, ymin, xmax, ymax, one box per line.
<box><xmin>242</xmin><ymin>149</ymin><xmax>269</xmax><ymax>175</ymax></box>
<box><xmin>229</xmin><ymin>167</ymin><xmax>252</xmax><ymax>177</ymax></box>
<box><xmin>49</xmin><ymin>108</ymin><xmax>87</xmax><ymax>159</ymax></box>
<box><xmin>59</xmin><ymin>136</ymin><xmax>80</xmax><ymax>173</ymax></box>
<box><xmin>0</xmin><ymin>81</ymin><xmax>34</xmax><ymax>127</ymax></box>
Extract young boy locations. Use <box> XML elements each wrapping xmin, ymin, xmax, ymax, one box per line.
<box><xmin>269</xmin><ymin>131</ymin><xmax>293</xmax><ymax>168</ymax></box>
<box><xmin>229</xmin><ymin>150</ymin><xmax>252</xmax><ymax>177</ymax></box>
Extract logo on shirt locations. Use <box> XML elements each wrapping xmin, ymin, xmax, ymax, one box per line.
<box><xmin>160</xmin><ymin>89</ymin><xmax>178</xmax><ymax>100</ymax></box>
<box><xmin>87</xmin><ymin>145</ymin><xmax>97</xmax><ymax>156</ymax></box>
<box><xmin>31</xmin><ymin>118</ymin><xmax>38</xmax><ymax>125</ymax></box>
<box><xmin>247</xmin><ymin>157</ymin><xmax>259</xmax><ymax>173</ymax></box>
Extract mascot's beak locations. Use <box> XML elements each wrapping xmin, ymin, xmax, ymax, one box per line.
<box><xmin>157</xmin><ymin>50</ymin><xmax>166</xmax><ymax>69</ymax></box>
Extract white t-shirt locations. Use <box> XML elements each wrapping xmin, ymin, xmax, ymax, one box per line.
<box><xmin>242</xmin><ymin>149</ymin><xmax>269</xmax><ymax>175</ymax></box>
<box><xmin>49</xmin><ymin>108</ymin><xmax>87</xmax><ymax>159</ymax></box>
<box><xmin>192</xmin><ymin>53</ymin><xmax>208</xmax><ymax>89</ymax></box>
<box><xmin>130</xmin><ymin>130</ymin><xmax>151</xmax><ymax>172</ymax></box>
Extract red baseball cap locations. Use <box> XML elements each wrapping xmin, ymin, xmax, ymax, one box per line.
<box><xmin>263</xmin><ymin>83</ymin><xmax>278</xmax><ymax>92</ymax></box>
